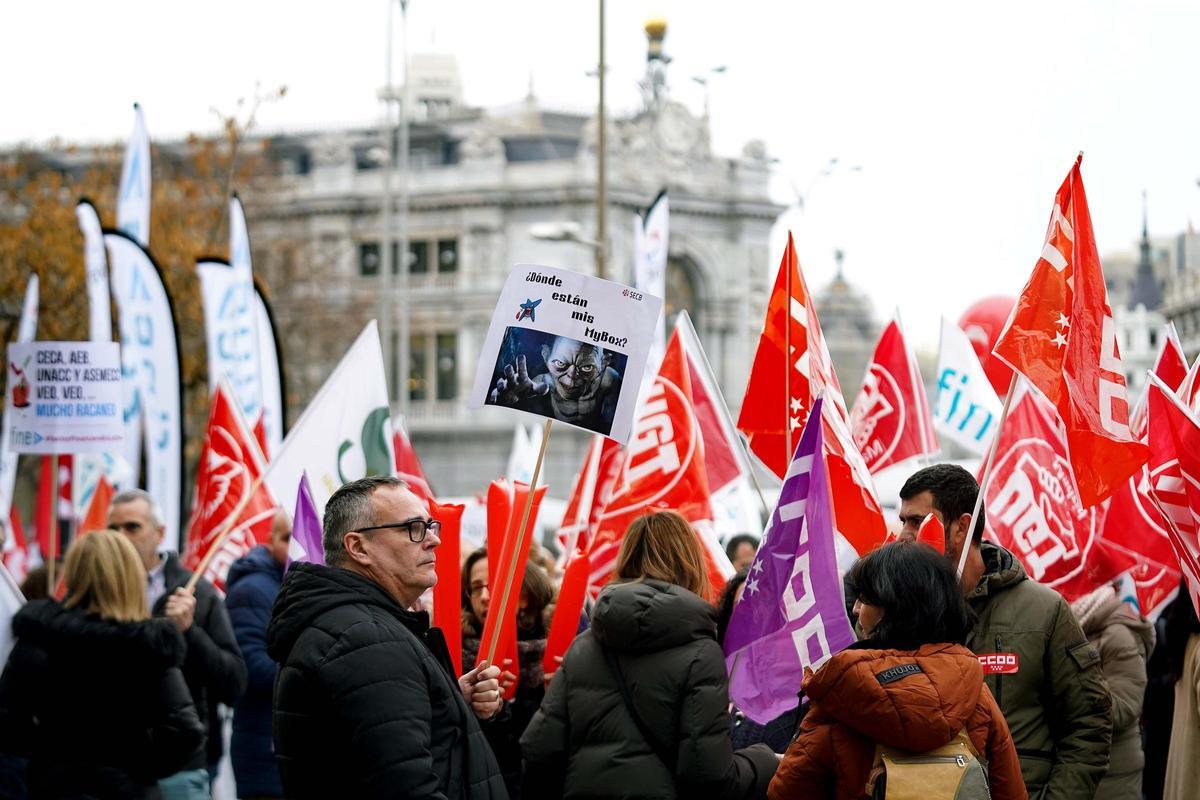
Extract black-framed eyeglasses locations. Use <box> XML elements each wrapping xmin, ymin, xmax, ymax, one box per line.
<box><xmin>352</xmin><ymin>518</ymin><xmax>441</xmax><ymax>543</ymax></box>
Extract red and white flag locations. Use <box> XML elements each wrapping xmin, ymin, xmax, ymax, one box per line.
<box><xmin>984</xmin><ymin>380</ymin><xmax>1130</xmax><ymax>601</ymax></box>
<box><xmin>1129</xmin><ymin>323</ymin><xmax>1188</xmax><ymax>438</ymax></box>
<box><xmin>1145</xmin><ymin>374</ymin><xmax>1200</xmax><ymax>614</ymax></box>
<box><xmin>1176</xmin><ymin>358</ymin><xmax>1200</xmax><ymax>415</ymax></box>
<box><xmin>183</xmin><ymin>383</ymin><xmax>277</xmax><ymax>592</ymax></box>
<box><xmin>393</xmin><ymin>422</ymin><xmax>434</xmax><ymax>505</ymax></box>
<box><xmin>737</xmin><ymin>234</ymin><xmax>887</xmax><ymax>556</ymax></box>
<box><xmin>1099</xmin><ymin>325</ymin><xmax>1189</xmax><ymax>612</ymax></box>
<box><xmin>2</xmin><ymin>506</ymin><xmax>28</xmax><ymax>583</ymax></box>
<box><xmin>850</xmin><ymin>318</ymin><xmax>938</xmax><ymax>474</ymax></box>
<box><xmin>78</xmin><ymin>474</ymin><xmax>114</xmax><ymax>536</ymax></box>
<box><xmin>993</xmin><ymin>157</ymin><xmax>1148</xmax><ymax>507</ymax></box>
<box><xmin>587</xmin><ymin>330</ymin><xmax>733</xmax><ymax>600</ymax></box>
<box><xmin>557</xmin><ymin>434</ymin><xmax>621</xmax><ymax>558</ymax></box>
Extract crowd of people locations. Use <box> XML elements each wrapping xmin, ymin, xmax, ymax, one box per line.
<box><xmin>0</xmin><ymin>463</ymin><xmax>1197</xmax><ymax>799</ymax></box>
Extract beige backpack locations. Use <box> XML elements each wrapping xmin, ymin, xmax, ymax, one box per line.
<box><xmin>864</xmin><ymin>728</ymin><xmax>990</xmax><ymax>800</ymax></box>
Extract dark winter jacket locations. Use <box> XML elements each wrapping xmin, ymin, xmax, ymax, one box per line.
<box><xmin>153</xmin><ymin>552</ymin><xmax>247</xmax><ymax>771</ymax></box>
<box><xmin>1071</xmin><ymin>585</ymin><xmax>1155</xmax><ymax>800</ymax></box>
<box><xmin>520</xmin><ymin>579</ymin><xmax>778</xmax><ymax>799</ymax></box>
<box><xmin>225</xmin><ymin>545</ymin><xmax>284</xmax><ymax>797</ymax></box>
<box><xmin>267</xmin><ymin>562</ymin><xmax>508</xmax><ymax>800</ymax></box>
<box><xmin>768</xmin><ymin>642</ymin><xmax>1027</xmax><ymax>800</ymax></box>
<box><xmin>0</xmin><ymin>600</ymin><xmax>205</xmax><ymax>799</ymax></box>
<box><xmin>965</xmin><ymin>543</ymin><xmax>1113</xmax><ymax>800</ymax></box>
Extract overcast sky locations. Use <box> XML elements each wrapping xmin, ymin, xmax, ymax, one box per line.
<box><xmin>5</xmin><ymin>0</ymin><xmax>1199</xmax><ymax>352</ymax></box>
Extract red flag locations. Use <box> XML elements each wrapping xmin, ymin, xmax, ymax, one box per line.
<box><xmin>738</xmin><ymin>233</ymin><xmax>840</xmax><ymax>476</ymax></box>
<box><xmin>430</xmin><ymin>500</ymin><xmax>465</xmax><ymax>676</ymax></box>
<box><xmin>1129</xmin><ymin>323</ymin><xmax>1188</xmax><ymax>439</ymax></box>
<box><xmin>252</xmin><ymin>413</ymin><xmax>270</xmax><ymax>462</ymax></box>
<box><xmin>1145</xmin><ymin>374</ymin><xmax>1200</xmax><ymax>615</ymax></box>
<box><xmin>78</xmin><ymin>474</ymin><xmax>114</xmax><ymax>536</ymax></box>
<box><xmin>394</xmin><ymin>427</ymin><xmax>434</xmax><ymax>504</ymax></box>
<box><xmin>35</xmin><ymin>456</ymin><xmax>53</xmax><ymax>559</ymax></box>
<box><xmin>1177</xmin><ymin>358</ymin><xmax>1200</xmax><ymax>415</ymax></box>
<box><xmin>1130</xmin><ymin>560</ymin><xmax>1181</xmax><ymax>621</ymax></box>
<box><xmin>850</xmin><ymin>319</ymin><xmax>939</xmax><ymax>474</ymax></box>
<box><xmin>993</xmin><ymin>157</ymin><xmax>1148</xmax><ymax>506</ymax></box>
<box><xmin>3</xmin><ymin>505</ymin><xmax>28</xmax><ymax>582</ymax></box>
<box><xmin>587</xmin><ymin>330</ymin><xmax>732</xmax><ymax>600</ymax></box>
<box><xmin>183</xmin><ymin>383</ymin><xmax>277</xmax><ymax>592</ymax></box>
<box><xmin>543</xmin><ymin>550</ymin><xmax>589</xmax><ymax>680</ymax></box>
<box><xmin>556</xmin><ymin>435</ymin><xmax>621</xmax><ymax>558</ymax></box>
<box><xmin>984</xmin><ymin>381</ymin><xmax>1129</xmax><ymax>601</ymax></box>
<box><xmin>917</xmin><ymin>513</ymin><xmax>945</xmax><ymax>550</ymax></box>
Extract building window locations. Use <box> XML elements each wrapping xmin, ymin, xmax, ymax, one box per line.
<box><xmin>438</xmin><ymin>239</ymin><xmax>458</xmax><ymax>273</ymax></box>
<box><xmin>409</xmin><ymin>334</ymin><xmax>429</xmax><ymax>402</ymax></box>
<box><xmin>436</xmin><ymin>333</ymin><xmax>457</xmax><ymax>400</ymax></box>
<box><xmin>1149</xmin><ymin>329</ymin><xmax>1158</xmax><ymax>349</ymax></box>
<box><xmin>359</xmin><ymin>243</ymin><xmax>380</xmax><ymax>276</ymax></box>
<box><xmin>410</xmin><ymin>241</ymin><xmax>430</xmax><ymax>274</ymax></box>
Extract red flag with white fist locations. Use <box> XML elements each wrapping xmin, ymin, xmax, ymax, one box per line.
<box><xmin>992</xmin><ymin>156</ymin><xmax>1148</xmax><ymax>507</ymax></box>
<box><xmin>1145</xmin><ymin>375</ymin><xmax>1200</xmax><ymax>614</ymax></box>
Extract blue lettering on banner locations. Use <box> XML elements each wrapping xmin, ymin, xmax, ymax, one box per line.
<box><xmin>936</xmin><ymin>368</ymin><xmax>995</xmax><ymax>443</ymax></box>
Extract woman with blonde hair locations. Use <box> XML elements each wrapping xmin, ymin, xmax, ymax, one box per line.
<box><xmin>521</xmin><ymin>510</ymin><xmax>778</xmax><ymax>799</ymax></box>
<box><xmin>0</xmin><ymin>530</ymin><xmax>204</xmax><ymax>799</ymax></box>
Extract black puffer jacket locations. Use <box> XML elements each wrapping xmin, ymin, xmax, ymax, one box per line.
<box><xmin>520</xmin><ymin>579</ymin><xmax>778</xmax><ymax>799</ymax></box>
<box><xmin>0</xmin><ymin>600</ymin><xmax>204</xmax><ymax>799</ymax></box>
<box><xmin>267</xmin><ymin>562</ymin><xmax>507</xmax><ymax>800</ymax></box>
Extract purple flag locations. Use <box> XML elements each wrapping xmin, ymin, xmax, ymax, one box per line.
<box><xmin>286</xmin><ymin>472</ymin><xmax>324</xmax><ymax>570</ymax></box>
<box><xmin>723</xmin><ymin>396</ymin><xmax>855</xmax><ymax>723</ymax></box>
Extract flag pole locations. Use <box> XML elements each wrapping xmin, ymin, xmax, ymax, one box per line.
<box><xmin>784</xmin><ymin>246</ymin><xmax>793</xmax><ymax>465</ymax></box>
<box><xmin>957</xmin><ymin>373</ymin><xmax>1017</xmax><ymax>579</ymax></box>
<box><xmin>47</xmin><ymin>454</ymin><xmax>58</xmax><ymax>598</ymax></box>
<box><xmin>485</xmin><ymin>417</ymin><xmax>553</xmax><ymax>666</ymax></box>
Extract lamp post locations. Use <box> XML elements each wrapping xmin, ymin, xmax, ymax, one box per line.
<box><xmin>690</xmin><ymin>65</ymin><xmax>727</xmax><ymax>120</ymax></box>
<box><xmin>595</xmin><ymin>0</ymin><xmax>607</xmax><ymax>281</ymax></box>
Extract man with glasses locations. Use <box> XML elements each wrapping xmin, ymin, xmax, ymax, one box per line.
<box><xmin>267</xmin><ymin>476</ymin><xmax>508</xmax><ymax>799</ymax></box>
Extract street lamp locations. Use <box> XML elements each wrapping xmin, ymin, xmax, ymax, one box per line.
<box><xmin>530</xmin><ymin>221</ymin><xmax>602</xmax><ymax>250</ymax></box>
<box><xmin>690</xmin><ymin>65</ymin><xmax>727</xmax><ymax>119</ymax></box>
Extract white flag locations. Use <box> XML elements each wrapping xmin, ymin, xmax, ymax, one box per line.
<box><xmin>933</xmin><ymin>317</ymin><xmax>1002</xmax><ymax>455</ymax></box>
<box><xmin>254</xmin><ymin>288</ymin><xmax>286</xmax><ymax>458</ymax></box>
<box><xmin>265</xmin><ymin>322</ymin><xmax>395</xmax><ymax>518</ymax></box>
<box><xmin>117</xmin><ymin>104</ymin><xmax>151</xmax><ymax>246</ymax></box>
<box><xmin>634</xmin><ymin>191</ymin><xmax>669</xmax><ymax>362</ymax></box>
<box><xmin>0</xmin><ymin>275</ymin><xmax>38</xmax><ymax>535</ymax></box>
<box><xmin>77</xmin><ymin>201</ymin><xmax>112</xmax><ymax>343</ymax></box>
<box><xmin>197</xmin><ymin>260</ymin><xmax>262</xmax><ymax>422</ymax></box>
<box><xmin>105</xmin><ymin>233</ymin><xmax>184</xmax><ymax>547</ymax></box>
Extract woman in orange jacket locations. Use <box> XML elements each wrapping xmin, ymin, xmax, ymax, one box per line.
<box><xmin>768</xmin><ymin>541</ymin><xmax>1026</xmax><ymax>800</ymax></box>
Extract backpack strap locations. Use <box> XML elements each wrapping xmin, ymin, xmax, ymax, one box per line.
<box><xmin>601</xmin><ymin>645</ymin><xmax>678</xmax><ymax>774</ymax></box>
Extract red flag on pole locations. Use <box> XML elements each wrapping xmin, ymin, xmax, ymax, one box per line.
<box><xmin>587</xmin><ymin>330</ymin><xmax>732</xmax><ymax>600</ymax></box>
<box><xmin>78</xmin><ymin>474</ymin><xmax>114</xmax><ymax>536</ymax></box>
<box><xmin>556</xmin><ymin>435</ymin><xmax>621</xmax><ymax>559</ymax></box>
<box><xmin>394</xmin><ymin>425</ymin><xmax>434</xmax><ymax>504</ymax></box>
<box><xmin>430</xmin><ymin>500</ymin><xmax>465</xmax><ymax>676</ymax></box>
<box><xmin>1145</xmin><ymin>374</ymin><xmax>1200</xmax><ymax>614</ymax></box>
<box><xmin>1129</xmin><ymin>323</ymin><xmax>1188</xmax><ymax>438</ymax></box>
<box><xmin>992</xmin><ymin>157</ymin><xmax>1148</xmax><ymax>507</ymax></box>
<box><xmin>183</xmin><ymin>383</ymin><xmax>277</xmax><ymax>592</ymax></box>
<box><xmin>850</xmin><ymin>319</ymin><xmax>939</xmax><ymax>474</ymax></box>
<box><xmin>984</xmin><ymin>381</ymin><xmax>1130</xmax><ymax>601</ymax></box>
<box><xmin>252</xmin><ymin>413</ymin><xmax>270</xmax><ymax>463</ymax></box>
<box><xmin>1178</xmin><ymin>358</ymin><xmax>1200</xmax><ymax>414</ymax></box>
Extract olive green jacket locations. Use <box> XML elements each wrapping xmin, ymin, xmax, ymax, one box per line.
<box><xmin>964</xmin><ymin>543</ymin><xmax>1113</xmax><ymax>800</ymax></box>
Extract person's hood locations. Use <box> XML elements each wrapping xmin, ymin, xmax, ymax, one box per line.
<box><xmin>226</xmin><ymin>544</ymin><xmax>283</xmax><ymax>590</ymax></box>
<box><xmin>267</xmin><ymin>561</ymin><xmax>422</xmax><ymax>663</ymax></box>
<box><xmin>590</xmin><ymin>579</ymin><xmax>716</xmax><ymax>654</ymax></box>
<box><xmin>1071</xmin><ymin>585</ymin><xmax>1155</xmax><ymax>654</ymax></box>
<box><xmin>804</xmin><ymin>643</ymin><xmax>985</xmax><ymax>752</ymax></box>
<box><xmin>13</xmin><ymin>599</ymin><xmax>184</xmax><ymax>671</ymax></box>
<box><xmin>969</xmin><ymin>542</ymin><xmax>1027</xmax><ymax>600</ymax></box>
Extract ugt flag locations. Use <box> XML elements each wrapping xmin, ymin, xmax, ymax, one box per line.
<box><xmin>849</xmin><ymin>318</ymin><xmax>938</xmax><ymax>474</ymax></box>
<box><xmin>723</xmin><ymin>395</ymin><xmax>854</xmax><ymax>724</ymax></box>
<box><xmin>993</xmin><ymin>156</ymin><xmax>1148</xmax><ymax>506</ymax></box>
<box><xmin>1145</xmin><ymin>374</ymin><xmax>1200</xmax><ymax>615</ymax></box>
<box><xmin>934</xmin><ymin>317</ymin><xmax>1002</xmax><ymax>456</ymax></box>
<box><xmin>265</xmin><ymin>321</ymin><xmax>394</xmax><ymax>518</ymax></box>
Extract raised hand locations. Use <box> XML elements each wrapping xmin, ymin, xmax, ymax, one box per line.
<box><xmin>489</xmin><ymin>355</ymin><xmax>548</xmax><ymax>405</ymax></box>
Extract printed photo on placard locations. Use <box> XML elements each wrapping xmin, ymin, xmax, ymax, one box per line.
<box><xmin>469</xmin><ymin>265</ymin><xmax>662</xmax><ymax>444</ymax></box>
<box><xmin>485</xmin><ymin>327</ymin><xmax>629</xmax><ymax>437</ymax></box>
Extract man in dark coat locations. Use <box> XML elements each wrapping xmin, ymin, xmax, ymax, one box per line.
<box><xmin>225</xmin><ymin>509</ymin><xmax>290</xmax><ymax>798</ymax></box>
<box><xmin>898</xmin><ymin>464</ymin><xmax>1113</xmax><ymax>800</ymax></box>
<box><xmin>267</xmin><ymin>476</ymin><xmax>508</xmax><ymax>799</ymax></box>
<box><xmin>109</xmin><ymin>488</ymin><xmax>248</xmax><ymax>800</ymax></box>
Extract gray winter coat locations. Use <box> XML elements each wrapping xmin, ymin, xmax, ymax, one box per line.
<box><xmin>520</xmin><ymin>579</ymin><xmax>778</xmax><ymax>799</ymax></box>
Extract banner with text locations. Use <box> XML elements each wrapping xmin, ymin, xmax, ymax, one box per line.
<box><xmin>470</xmin><ymin>265</ymin><xmax>662</xmax><ymax>444</ymax></box>
<box><xmin>5</xmin><ymin>342</ymin><xmax>122</xmax><ymax>455</ymax></box>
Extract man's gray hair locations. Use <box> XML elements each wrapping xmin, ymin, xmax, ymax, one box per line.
<box><xmin>110</xmin><ymin>488</ymin><xmax>165</xmax><ymax>529</ymax></box>
<box><xmin>322</xmin><ymin>476</ymin><xmax>408</xmax><ymax>566</ymax></box>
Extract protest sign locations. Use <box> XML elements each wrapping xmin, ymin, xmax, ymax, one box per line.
<box><xmin>5</xmin><ymin>342</ymin><xmax>122</xmax><ymax>455</ymax></box>
<box><xmin>469</xmin><ymin>265</ymin><xmax>662</xmax><ymax>444</ymax></box>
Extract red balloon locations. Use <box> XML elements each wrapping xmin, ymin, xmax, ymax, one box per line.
<box><xmin>957</xmin><ymin>296</ymin><xmax>1016</xmax><ymax>398</ymax></box>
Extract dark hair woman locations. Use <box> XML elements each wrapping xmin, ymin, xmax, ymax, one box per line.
<box><xmin>768</xmin><ymin>541</ymin><xmax>1027</xmax><ymax>800</ymax></box>
<box><xmin>521</xmin><ymin>510</ymin><xmax>778</xmax><ymax>799</ymax></box>
<box><xmin>0</xmin><ymin>530</ymin><xmax>204</xmax><ymax>799</ymax></box>
<box><xmin>461</xmin><ymin>548</ymin><xmax>553</xmax><ymax>799</ymax></box>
